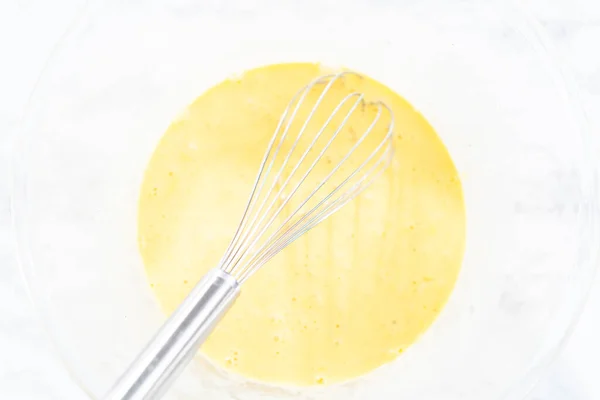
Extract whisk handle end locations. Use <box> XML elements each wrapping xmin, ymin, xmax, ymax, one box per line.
<box><xmin>104</xmin><ymin>268</ymin><xmax>239</xmax><ymax>400</ymax></box>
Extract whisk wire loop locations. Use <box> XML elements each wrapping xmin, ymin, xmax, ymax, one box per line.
<box><xmin>220</xmin><ymin>72</ymin><xmax>395</xmax><ymax>282</ymax></box>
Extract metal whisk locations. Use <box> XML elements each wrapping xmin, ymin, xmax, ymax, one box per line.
<box><xmin>105</xmin><ymin>71</ymin><xmax>395</xmax><ymax>400</ymax></box>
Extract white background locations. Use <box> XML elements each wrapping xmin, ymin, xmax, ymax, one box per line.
<box><xmin>1</xmin><ymin>0</ymin><xmax>599</xmax><ymax>398</ymax></box>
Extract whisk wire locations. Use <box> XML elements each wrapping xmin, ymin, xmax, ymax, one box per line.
<box><xmin>238</xmin><ymin>100</ymin><xmax>382</xmax><ymax>266</ymax></box>
<box><xmin>220</xmin><ymin>74</ymin><xmax>339</xmax><ymax>273</ymax></box>
<box><xmin>220</xmin><ymin>72</ymin><xmax>395</xmax><ymax>282</ymax></box>
<box><xmin>238</xmin><ymin>144</ymin><xmax>393</xmax><ymax>283</ymax></box>
<box><xmin>228</xmin><ymin>92</ymin><xmax>365</xmax><ymax>277</ymax></box>
<box><xmin>238</xmin><ymin>109</ymin><xmax>394</xmax><ymax>283</ymax></box>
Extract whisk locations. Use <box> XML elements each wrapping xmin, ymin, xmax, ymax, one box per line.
<box><xmin>105</xmin><ymin>71</ymin><xmax>395</xmax><ymax>400</ymax></box>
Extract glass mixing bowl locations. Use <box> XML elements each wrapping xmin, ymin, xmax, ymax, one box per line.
<box><xmin>12</xmin><ymin>0</ymin><xmax>599</xmax><ymax>399</ymax></box>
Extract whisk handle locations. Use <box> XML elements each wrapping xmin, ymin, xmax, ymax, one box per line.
<box><xmin>104</xmin><ymin>268</ymin><xmax>240</xmax><ymax>400</ymax></box>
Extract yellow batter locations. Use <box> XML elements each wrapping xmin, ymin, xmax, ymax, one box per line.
<box><xmin>139</xmin><ymin>63</ymin><xmax>465</xmax><ymax>386</ymax></box>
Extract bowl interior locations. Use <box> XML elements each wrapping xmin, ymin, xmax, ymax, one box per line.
<box><xmin>13</xmin><ymin>1</ymin><xmax>597</xmax><ymax>399</ymax></box>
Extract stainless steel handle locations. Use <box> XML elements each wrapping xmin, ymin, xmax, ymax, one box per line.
<box><xmin>104</xmin><ymin>268</ymin><xmax>240</xmax><ymax>400</ymax></box>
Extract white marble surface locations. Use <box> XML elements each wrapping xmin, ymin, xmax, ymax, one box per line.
<box><xmin>1</xmin><ymin>0</ymin><xmax>600</xmax><ymax>398</ymax></box>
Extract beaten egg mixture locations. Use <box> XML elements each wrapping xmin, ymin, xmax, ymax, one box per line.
<box><xmin>138</xmin><ymin>63</ymin><xmax>465</xmax><ymax>386</ymax></box>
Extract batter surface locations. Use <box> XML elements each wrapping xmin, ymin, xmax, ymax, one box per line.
<box><xmin>139</xmin><ymin>63</ymin><xmax>466</xmax><ymax>386</ymax></box>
